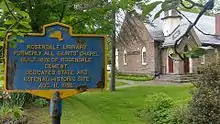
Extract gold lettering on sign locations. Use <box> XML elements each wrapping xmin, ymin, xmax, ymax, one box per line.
<box><xmin>20</xmin><ymin>42</ymin><xmax>100</xmax><ymax>89</ymax></box>
<box><xmin>77</xmin><ymin>76</ymin><xmax>90</xmax><ymax>82</ymax></box>
<box><xmin>59</xmin><ymin>57</ymin><xmax>92</xmax><ymax>63</ymax></box>
<box><xmin>26</xmin><ymin>70</ymin><xmax>56</xmax><ymax>75</ymax></box>
<box><xmin>79</xmin><ymin>51</ymin><xmax>98</xmax><ymax>56</ymax></box>
<box><xmin>77</xmin><ymin>70</ymin><xmax>88</xmax><ymax>75</ymax></box>
<box><xmin>62</xmin><ymin>83</ymin><xmax>75</xmax><ymax>88</ymax></box>
<box><xmin>26</xmin><ymin>45</ymin><xmax>60</xmax><ymax>50</ymax></box>
<box><xmin>45</xmin><ymin>64</ymin><xmax>68</xmax><ymax>69</ymax></box>
<box><xmin>44</xmin><ymin>51</ymin><xmax>54</xmax><ymax>56</ymax></box>
<box><xmin>57</xmin><ymin>51</ymin><xmax>78</xmax><ymax>56</ymax></box>
<box><xmin>38</xmin><ymin>83</ymin><xmax>51</xmax><ymax>88</ymax></box>
<box><xmin>50</xmin><ymin>77</ymin><xmax>75</xmax><ymax>82</ymax></box>
<box><xmin>14</xmin><ymin>51</ymin><xmax>42</xmax><ymax>56</ymax></box>
<box><xmin>57</xmin><ymin>70</ymin><xmax>74</xmax><ymax>75</ymax></box>
<box><xmin>62</xmin><ymin>44</ymin><xmax>87</xmax><ymax>50</ymax></box>
<box><xmin>20</xmin><ymin>57</ymin><xmax>36</xmax><ymax>63</ymax></box>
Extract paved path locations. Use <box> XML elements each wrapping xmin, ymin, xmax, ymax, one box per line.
<box><xmin>108</xmin><ymin>79</ymin><xmax>189</xmax><ymax>89</ymax></box>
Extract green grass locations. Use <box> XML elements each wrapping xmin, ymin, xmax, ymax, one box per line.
<box><xmin>107</xmin><ymin>81</ymin><xmax>128</xmax><ymax>88</ymax></box>
<box><xmin>108</xmin><ymin>72</ymin><xmax>154</xmax><ymax>81</ymax></box>
<box><xmin>116</xmin><ymin>75</ymin><xmax>153</xmax><ymax>81</ymax></box>
<box><xmin>26</xmin><ymin>85</ymin><xmax>192</xmax><ymax>124</ymax></box>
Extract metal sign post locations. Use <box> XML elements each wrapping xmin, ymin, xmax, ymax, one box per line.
<box><xmin>50</xmin><ymin>91</ymin><xmax>62</xmax><ymax>124</ymax></box>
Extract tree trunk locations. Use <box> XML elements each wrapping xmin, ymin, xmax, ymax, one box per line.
<box><xmin>110</xmin><ymin>1</ymin><xmax>116</xmax><ymax>91</ymax></box>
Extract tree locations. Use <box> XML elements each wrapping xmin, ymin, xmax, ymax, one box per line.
<box><xmin>0</xmin><ymin>0</ymin><xmax>145</xmax><ymax>91</ymax></box>
<box><xmin>0</xmin><ymin>0</ymin><xmax>217</xmax><ymax>91</ymax></box>
<box><xmin>187</xmin><ymin>60</ymin><xmax>220</xmax><ymax>123</ymax></box>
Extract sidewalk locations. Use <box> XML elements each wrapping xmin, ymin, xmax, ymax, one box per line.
<box><xmin>108</xmin><ymin>79</ymin><xmax>189</xmax><ymax>89</ymax></box>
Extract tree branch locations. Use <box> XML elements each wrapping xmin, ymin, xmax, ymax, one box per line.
<box><xmin>58</xmin><ymin>5</ymin><xmax>66</xmax><ymax>22</ymax></box>
<box><xmin>176</xmin><ymin>9</ymin><xmax>220</xmax><ymax>38</ymax></box>
<box><xmin>185</xmin><ymin>0</ymin><xmax>204</xmax><ymax>8</ymax></box>
<box><xmin>4</xmin><ymin>0</ymin><xmax>18</xmax><ymax>21</ymax></box>
<box><xmin>180</xmin><ymin>0</ymin><xmax>195</xmax><ymax>9</ymax></box>
<box><xmin>173</xmin><ymin>0</ymin><xmax>214</xmax><ymax>60</ymax></box>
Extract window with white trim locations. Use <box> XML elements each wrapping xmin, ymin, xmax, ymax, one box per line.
<box><xmin>141</xmin><ymin>47</ymin><xmax>147</xmax><ymax>65</ymax></box>
<box><xmin>123</xmin><ymin>50</ymin><xmax>127</xmax><ymax>65</ymax></box>
<box><xmin>201</xmin><ymin>55</ymin><xmax>205</xmax><ymax>64</ymax></box>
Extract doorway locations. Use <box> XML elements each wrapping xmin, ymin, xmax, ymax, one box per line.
<box><xmin>168</xmin><ymin>56</ymin><xmax>174</xmax><ymax>73</ymax></box>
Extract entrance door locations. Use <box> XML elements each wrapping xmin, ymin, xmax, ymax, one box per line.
<box><xmin>168</xmin><ymin>57</ymin><xmax>173</xmax><ymax>73</ymax></box>
<box><xmin>184</xmin><ymin>59</ymin><xmax>189</xmax><ymax>74</ymax></box>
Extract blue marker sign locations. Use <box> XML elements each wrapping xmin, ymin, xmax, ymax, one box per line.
<box><xmin>5</xmin><ymin>22</ymin><xmax>107</xmax><ymax>92</ymax></box>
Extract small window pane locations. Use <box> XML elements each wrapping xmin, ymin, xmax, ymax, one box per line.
<box><xmin>143</xmin><ymin>52</ymin><xmax>146</xmax><ymax>63</ymax></box>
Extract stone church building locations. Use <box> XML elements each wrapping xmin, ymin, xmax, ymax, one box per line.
<box><xmin>116</xmin><ymin>6</ymin><xmax>220</xmax><ymax>75</ymax></box>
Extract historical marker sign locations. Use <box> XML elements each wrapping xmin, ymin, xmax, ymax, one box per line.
<box><xmin>4</xmin><ymin>22</ymin><xmax>107</xmax><ymax>99</ymax></box>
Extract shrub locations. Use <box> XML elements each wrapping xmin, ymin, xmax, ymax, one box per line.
<box><xmin>0</xmin><ymin>90</ymin><xmax>49</xmax><ymax>108</ymax></box>
<box><xmin>114</xmin><ymin>72</ymin><xmax>153</xmax><ymax>81</ymax></box>
<box><xmin>9</xmin><ymin>92</ymin><xmax>36</xmax><ymax>107</ymax></box>
<box><xmin>137</xmin><ymin>93</ymin><xmax>175</xmax><ymax>124</ymax></box>
<box><xmin>187</xmin><ymin>60</ymin><xmax>220</xmax><ymax>124</ymax></box>
<box><xmin>0</xmin><ymin>105</ymin><xmax>27</xmax><ymax>124</ymax></box>
<box><xmin>33</xmin><ymin>98</ymin><xmax>49</xmax><ymax>108</ymax></box>
<box><xmin>168</xmin><ymin>105</ymin><xmax>189</xmax><ymax>124</ymax></box>
<box><xmin>136</xmin><ymin>93</ymin><xmax>191</xmax><ymax>124</ymax></box>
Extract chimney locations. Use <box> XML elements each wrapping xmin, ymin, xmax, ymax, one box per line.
<box><xmin>215</xmin><ymin>13</ymin><xmax>220</xmax><ymax>35</ymax></box>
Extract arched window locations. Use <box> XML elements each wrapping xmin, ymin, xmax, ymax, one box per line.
<box><xmin>123</xmin><ymin>50</ymin><xmax>127</xmax><ymax>65</ymax></box>
<box><xmin>141</xmin><ymin>47</ymin><xmax>147</xmax><ymax>65</ymax></box>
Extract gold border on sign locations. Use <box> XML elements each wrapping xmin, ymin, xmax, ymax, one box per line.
<box><xmin>3</xmin><ymin>22</ymin><xmax>108</xmax><ymax>99</ymax></box>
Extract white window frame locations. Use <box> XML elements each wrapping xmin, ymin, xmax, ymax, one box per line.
<box><xmin>141</xmin><ymin>47</ymin><xmax>147</xmax><ymax>65</ymax></box>
<box><xmin>201</xmin><ymin>55</ymin><xmax>205</xmax><ymax>64</ymax></box>
<box><xmin>123</xmin><ymin>49</ymin><xmax>127</xmax><ymax>65</ymax></box>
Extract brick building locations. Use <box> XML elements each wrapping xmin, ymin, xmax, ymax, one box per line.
<box><xmin>116</xmin><ymin>6</ymin><xmax>220</xmax><ymax>75</ymax></box>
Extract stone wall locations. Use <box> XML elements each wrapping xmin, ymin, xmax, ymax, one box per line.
<box><xmin>117</xmin><ymin>13</ymin><xmax>157</xmax><ymax>75</ymax></box>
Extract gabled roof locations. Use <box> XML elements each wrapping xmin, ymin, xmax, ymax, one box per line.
<box><xmin>116</xmin><ymin>5</ymin><xmax>220</xmax><ymax>46</ymax></box>
<box><xmin>145</xmin><ymin>6</ymin><xmax>220</xmax><ymax>46</ymax></box>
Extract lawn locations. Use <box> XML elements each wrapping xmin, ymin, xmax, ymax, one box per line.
<box><xmin>107</xmin><ymin>81</ymin><xmax>128</xmax><ymax>88</ymax></box>
<box><xmin>26</xmin><ymin>85</ymin><xmax>192</xmax><ymax>124</ymax></box>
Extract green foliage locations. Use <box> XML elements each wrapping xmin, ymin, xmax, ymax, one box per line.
<box><xmin>168</xmin><ymin>105</ymin><xmax>189</xmax><ymax>124</ymax></box>
<box><xmin>33</xmin><ymin>98</ymin><xmax>49</xmax><ymax>108</ymax></box>
<box><xmin>115</xmin><ymin>72</ymin><xmax>153</xmax><ymax>81</ymax></box>
<box><xmin>136</xmin><ymin>93</ymin><xmax>190</xmax><ymax>124</ymax></box>
<box><xmin>137</xmin><ymin>93</ymin><xmax>175</xmax><ymax>124</ymax></box>
<box><xmin>0</xmin><ymin>0</ymin><xmax>32</xmax><ymax>48</ymax></box>
<box><xmin>9</xmin><ymin>92</ymin><xmax>35</xmax><ymax>107</ymax></box>
<box><xmin>187</xmin><ymin>60</ymin><xmax>220</xmax><ymax>124</ymax></box>
<box><xmin>141</xmin><ymin>0</ymin><xmax>181</xmax><ymax>20</ymax></box>
<box><xmin>184</xmin><ymin>47</ymin><xmax>207</xmax><ymax>58</ymax></box>
<box><xmin>0</xmin><ymin>90</ymin><xmax>41</xmax><ymax>108</ymax></box>
<box><xmin>0</xmin><ymin>105</ymin><xmax>26</xmax><ymax>123</ymax></box>
<box><xmin>141</xmin><ymin>1</ymin><xmax>162</xmax><ymax>17</ymax></box>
